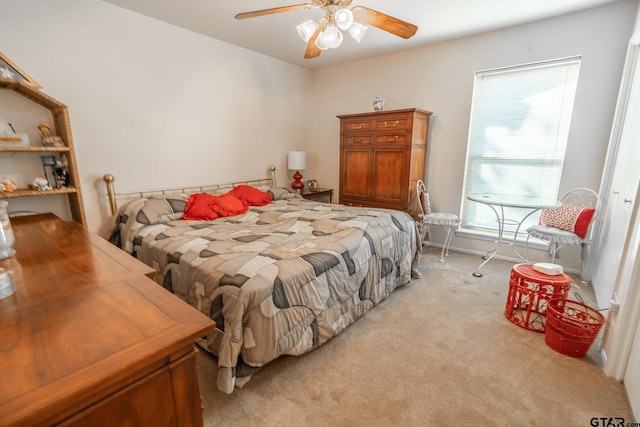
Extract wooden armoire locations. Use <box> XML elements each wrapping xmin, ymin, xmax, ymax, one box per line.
<box><xmin>338</xmin><ymin>108</ymin><xmax>432</xmax><ymax>217</ymax></box>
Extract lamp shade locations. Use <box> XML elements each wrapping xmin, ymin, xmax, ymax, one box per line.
<box><xmin>288</xmin><ymin>151</ymin><xmax>306</xmax><ymax>170</ymax></box>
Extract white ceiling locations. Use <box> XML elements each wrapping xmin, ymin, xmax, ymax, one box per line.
<box><xmin>101</xmin><ymin>0</ymin><xmax>622</xmax><ymax>69</ymax></box>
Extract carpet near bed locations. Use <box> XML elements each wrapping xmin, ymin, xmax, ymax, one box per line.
<box><xmin>197</xmin><ymin>247</ymin><xmax>633</xmax><ymax>426</ymax></box>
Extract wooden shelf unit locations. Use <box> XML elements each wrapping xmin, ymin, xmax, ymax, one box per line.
<box><xmin>0</xmin><ymin>78</ymin><xmax>86</xmax><ymax>226</ymax></box>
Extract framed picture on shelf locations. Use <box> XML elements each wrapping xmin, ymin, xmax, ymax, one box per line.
<box><xmin>0</xmin><ymin>52</ymin><xmax>41</xmax><ymax>88</ymax></box>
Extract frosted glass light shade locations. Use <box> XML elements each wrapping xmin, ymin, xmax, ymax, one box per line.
<box><xmin>288</xmin><ymin>150</ymin><xmax>307</xmax><ymax>170</ymax></box>
<box><xmin>348</xmin><ymin>22</ymin><xmax>368</xmax><ymax>43</ymax></box>
<box><xmin>315</xmin><ymin>32</ymin><xmax>329</xmax><ymax>50</ymax></box>
<box><xmin>335</xmin><ymin>8</ymin><xmax>354</xmax><ymax>30</ymax></box>
<box><xmin>297</xmin><ymin>20</ymin><xmax>317</xmax><ymax>42</ymax></box>
<box><xmin>320</xmin><ymin>25</ymin><xmax>343</xmax><ymax>49</ymax></box>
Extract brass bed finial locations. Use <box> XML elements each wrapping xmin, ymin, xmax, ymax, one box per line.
<box><xmin>103</xmin><ymin>174</ymin><xmax>117</xmax><ymax>216</ymax></box>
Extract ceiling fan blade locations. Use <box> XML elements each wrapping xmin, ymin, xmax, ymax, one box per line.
<box><xmin>351</xmin><ymin>6</ymin><xmax>418</xmax><ymax>39</ymax></box>
<box><xmin>304</xmin><ymin>26</ymin><xmax>322</xmax><ymax>59</ymax></box>
<box><xmin>235</xmin><ymin>4</ymin><xmax>313</xmax><ymax>20</ymax></box>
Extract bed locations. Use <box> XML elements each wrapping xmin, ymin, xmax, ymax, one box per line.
<box><xmin>104</xmin><ymin>167</ymin><xmax>422</xmax><ymax>394</ymax></box>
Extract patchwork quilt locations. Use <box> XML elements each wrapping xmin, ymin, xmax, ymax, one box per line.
<box><xmin>110</xmin><ymin>195</ymin><xmax>421</xmax><ymax>393</ymax></box>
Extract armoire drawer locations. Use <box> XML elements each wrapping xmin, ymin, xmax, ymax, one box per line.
<box><xmin>343</xmin><ymin>135</ymin><xmax>372</xmax><ymax>145</ymax></box>
<box><xmin>374</xmin><ymin>134</ymin><xmax>409</xmax><ymax>144</ymax></box>
<box><xmin>341</xmin><ymin>118</ymin><xmax>374</xmax><ymax>132</ymax></box>
<box><xmin>372</xmin><ymin>115</ymin><xmax>412</xmax><ymax>131</ymax></box>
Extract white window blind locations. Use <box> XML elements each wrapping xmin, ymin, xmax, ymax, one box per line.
<box><xmin>461</xmin><ymin>56</ymin><xmax>581</xmax><ymax>235</ymax></box>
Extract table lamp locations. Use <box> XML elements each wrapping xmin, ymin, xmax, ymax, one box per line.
<box><xmin>288</xmin><ymin>150</ymin><xmax>306</xmax><ymax>190</ymax></box>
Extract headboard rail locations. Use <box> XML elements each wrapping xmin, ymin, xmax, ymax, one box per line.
<box><xmin>103</xmin><ymin>165</ymin><xmax>277</xmax><ymax>216</ymax></box>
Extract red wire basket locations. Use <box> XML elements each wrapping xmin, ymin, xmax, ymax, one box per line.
<box><xmin>544</xmin><ymin>298</ymin><xmax>606</xmax><ymax>358</ymax></box>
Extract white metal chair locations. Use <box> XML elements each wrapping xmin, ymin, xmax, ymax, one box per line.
<box><xmin>525</xmin><ymin>188</ymin><xmax>600</xmax><ymax>273</ymax></box>
<box><xmin>416</xmin><ymin>180</ymin><xmax>461</xmax><ymax>262</ymax></box>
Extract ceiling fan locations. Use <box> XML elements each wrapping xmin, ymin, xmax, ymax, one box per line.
<box><xmin>235</xmin><ymin>0</ymin><xmax>418</xmax><ymax>59</ymax></box>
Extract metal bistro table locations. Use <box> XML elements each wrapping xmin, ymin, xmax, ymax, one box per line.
<box><xmin>467</xmin><ymin>193</ymin><xmax>561</xmax><ymax>277</ymax></box>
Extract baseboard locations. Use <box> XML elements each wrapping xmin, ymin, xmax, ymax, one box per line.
<box><xmin>422</xmin><ymin>242</ymin><xmax>581</xmax><ymax>276</ymax></box>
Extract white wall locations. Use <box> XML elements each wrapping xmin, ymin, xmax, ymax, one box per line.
<box><xmin>0</xmin><ymin>0</ymin><xmax>311</xmax><ymax>235</ymax></box>
<box><xmin>309</xmin><ymin>0</ymin><xmax>638</xmax><ymax>272</ymax></box>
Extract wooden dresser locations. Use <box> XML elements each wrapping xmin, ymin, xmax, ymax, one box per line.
<box><xmin>0</xmin><ymin>214</ymin><xmax>216</xmax><ymax>427</ymax></box>
<box><xmin>338</xmin><ymin>108</ymin><xmax>432</xmax><ymax>217</ymax></box>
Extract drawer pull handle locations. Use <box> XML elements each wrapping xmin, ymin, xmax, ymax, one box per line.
<box><xmin>351</xmin><ymin>123</ymin><xmax>365</xmax><ymax>130</ymax></box>
<box><xmin>384</xmin><ymin>121</ymin><xmax>400</xmax><ymax>127</ymax></box>
<box><xmin>383</xmin><ymin>136</ymin><xmax>399</xmax><ymax>141</ymax></box>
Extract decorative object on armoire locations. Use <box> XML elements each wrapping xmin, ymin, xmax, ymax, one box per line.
<box><xmin>0</xmin><ymin>51</ymin><xmax>40</xmax><ymax>88</ymax></box>
<box><xmin>338</xmin><ymin>108</ymin><xmax>432</xmax><ymax>217</ymax></box>
<box><xmin>288</xmin><ymin>150</ymin><xmax>307</xmax><ymax>190</ymax></box>
<box><xmin>38</xmin><ymin>122</ymin><xmax>64</xmax><ymax>147</ymax></box>
<box><xmin>0</xmin><ymin>67</ymin><xmax>86</xmax><ymax>225</ymax></box>
<box><xmin>0</xmin><ymin>200</ymin><xmax>15</xmax><ymax>259</ymax></box>
<box><xmin>234</xmin><ymin>1</ymin><xmax>418</xmax><ymax>59</ymax></box>
<box><xmin>373</xmin><ymin>96</ymin><xmax>385</xmax><ymax>111</ymax></box>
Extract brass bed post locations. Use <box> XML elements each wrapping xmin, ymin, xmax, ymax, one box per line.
<box><xmin>103</xmin><ymin>174</ymin><xmax>117</xmax><ymax>216</ymax></box>
<box><xmin>269</xmin><ymin>165</ymin><xmax>276</xmax><ymax>187</ymax></box>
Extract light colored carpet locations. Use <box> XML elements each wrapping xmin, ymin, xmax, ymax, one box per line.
<box><xmin>197</xmin><ymin>247</ymin><xmax>634</xmax><ymax>426</ymax></box>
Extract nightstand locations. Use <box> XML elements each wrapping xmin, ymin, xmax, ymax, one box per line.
<box><xmin>301</xmin><ymin>188</ymin><xmax>333</xmax><ymax>203</ymax></box>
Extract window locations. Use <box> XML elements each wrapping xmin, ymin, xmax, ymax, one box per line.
<box><xmin>460</xmin><ymin>56</ymin><xmax>581</xmax><ymax>236</ymax></box>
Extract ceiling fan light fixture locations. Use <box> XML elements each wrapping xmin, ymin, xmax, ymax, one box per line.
<box><xmin>320</xmin><ymin>24</ymin><xmax>343</xmax><ymax>49</ymax></box>
<box><xmin>348</xmin><ymin>21</ymin><xmax>367</xmax><ymax>43</ymax></box>
<box><xmin>334</xmin><ymin>8</ymin><xmax>354</xmax><ymax>30</ymax></box>
<box><xmin>296</xmin><ymin>19</ymin><xmax>317</xmax><ymax>43</ymax></box>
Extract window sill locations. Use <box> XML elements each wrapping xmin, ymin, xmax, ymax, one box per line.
<box><xmin>456</xmin><ymin>227</ymin><xmax>548</xmax><ymax>250</ymax></box>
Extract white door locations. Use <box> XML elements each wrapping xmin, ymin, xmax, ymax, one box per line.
<box><xmin>597</xmin><ymin>38</ymin><xmax>640</xmax><ymax>413</ymax></box>
<box><xmin>592</xmin><ymin>43</ymin><xmax>640</xmax><ymax>309</ymax></box>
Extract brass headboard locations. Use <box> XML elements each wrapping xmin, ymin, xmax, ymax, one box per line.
<box><xmin>103</xmin><ymin>165</ymin><xmax>277</xmax><ymax>216</ymax></box>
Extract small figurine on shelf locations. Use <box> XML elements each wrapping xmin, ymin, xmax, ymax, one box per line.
<box><xmin>38</xmin><ymin>122</ymin><xmax>63</xmax><ymax>147</ymax></box>
<box><xmin>0</xmin><ymin>178</ymin><xmax>17</xmax><ymax>193</ymax></box>
<box><xmin>29</xmin><ymin>177</ymin><xmax>52</xmax><ymax>191</ymax></box>
<box><xmin>54</xmin><ymin>159</ymin><xmax>70</xmax><ymax>187</ymax></box>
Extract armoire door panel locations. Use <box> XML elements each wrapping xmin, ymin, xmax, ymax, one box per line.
<box><xmin>372</xmin><ymin>150</ymin><xmax>408</xmax><ymax>202</ymax></box>
<box><xmin>340</xmin><ymin>149</ymin><xmax>372</xmax><ymax>199</ymax></box>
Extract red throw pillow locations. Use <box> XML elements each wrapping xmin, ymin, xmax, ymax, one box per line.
<box><xmin>228</xmin><ymin>185</ymin><xmax>272</xmax><ymax>206</ymax></box>
<box><xmin>182</xmin><ymin>193</ymin><xmax>220</xmax><ymax>220</ymax></box>
<box><xmin>211</xmin><ymin>194</ymin><xmax>249</xmax><ymax>217</ymax></box>
<box><xmin>539</xmin><ymin>204</ymin><xmax>596</xmax><ymax>239</ymax></box>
